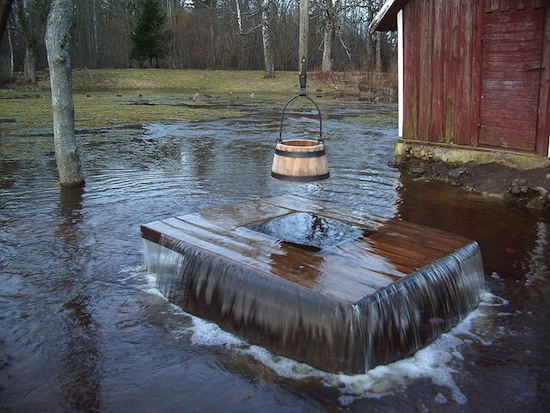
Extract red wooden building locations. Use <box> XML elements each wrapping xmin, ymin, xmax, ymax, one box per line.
<box><xmin>371</xmin><ymin>0</ymin><xmax>550</xmax><ymax>165</ymax></box>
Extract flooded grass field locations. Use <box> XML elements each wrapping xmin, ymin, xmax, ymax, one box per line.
<box><xmin>1</xmin><ymin>97</ymin><xmax>549</xmax><ymax>412</ymax></box>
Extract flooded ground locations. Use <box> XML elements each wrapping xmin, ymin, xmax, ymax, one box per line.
<box><xmin>1</xmin><ymin>99</ymin><xmax>549</xmax><ymax>412</ymax></box>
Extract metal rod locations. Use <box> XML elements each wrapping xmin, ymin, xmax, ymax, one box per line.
<box><xmin>299</xmin><ymin>58</ymin><xmax>307</xmax><ymax>96</ymax></box>
<box><xmin>298</xmin><ymin>0</ymin><xmax>309</xmax><ymax>71</ymax></box>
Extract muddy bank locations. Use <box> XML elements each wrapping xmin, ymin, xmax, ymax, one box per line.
<box><xmin>392</xmin><ymin>159</ymin><xmax>550</xmax><ymax>210</ymax></box>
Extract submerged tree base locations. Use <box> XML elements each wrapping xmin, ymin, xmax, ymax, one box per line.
<box><xmin>46</xmin><ymin>0</ymin><xmax>84</xmax><ymax>188</ymax></box>
<box><xmin>59</xmin><ymin>177</ymin><xmax>85</xmax><ymax>188</ymax></box>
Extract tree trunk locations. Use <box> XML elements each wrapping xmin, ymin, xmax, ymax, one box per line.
<box><xmin>209</xmin><ymin>21</ymin><xmax>215</xmax><ymax>69</ymax></box>
<box><xmin>92</xmin><ymin>0</ymin><xmax>99</xmax><ymax>67</ymax></box>
<box><xmin>375</xmin><ymin>32</ymin><xmax>383</xmax><ymax>72</ymax></box>
<box><xmin>46</xmin><ymin>0</ymin><xmax>84</xmax><ymax>188</ymax></box>
<box><xmin>0</xmin><ymin>0</ymin><xmax>14</xmax><ymax>45</ymax></box>
<box><xmin>261</xmin><ymin>0</ymin><xmax>274</xmax><ymax>78</ymax></box>
<box><xmin>23</xmin><ymin>43</ymin><xmax>36</xmax><ymax>83</ymax></box>
<box><xmin>321</xmin><ymin>1</ymin><xmax>337</xmax><ymax>73</ymax></box>
<box><xmin>235</xmin><ymin>0</ymin><xmax>243</xmax><ymax>33</ymax></box>
<box><xmin>7</xmin><ymin>22</ymin><xmax>12</xmax><ymax>74</ymax></box>
<box><xmin>321</xmin><ymin>21</ymin><xmax>333</xmax><ymax>72</ymax></box>
<box><xmin>0</xmin><ymin>13</ymin><xmax>12</xmax><ymax>81</ymax></box>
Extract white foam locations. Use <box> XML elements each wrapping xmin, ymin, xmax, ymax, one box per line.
<box><xmin>177</xmin><ymin>306</ymin><xmax>489</xmax><ymax>406</ymax></box>
<box><xmin>188</xmin><ymin>314</ymin><xmax>244</xmax><ymax>348</ymax></box>
<box><xmin>479</xmin><ymin>291</ymin><xmax>509</xmax><ymax>307</ymax></box>
<box><xmin>117</xmin><ymin>264</ymin><xmax>148</xmax><ymax>283</ymax></box>
<box><xmin>118</xmin><ymin>264</ymin><xmax>167</xmax><ymax>298</ymax></box>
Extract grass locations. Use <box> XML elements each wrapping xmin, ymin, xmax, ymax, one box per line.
<box><xmin>0</xmin><ymin>68</ymin><xmax>397</xmax><ymax>132</ymax></box>
<box><xmin>0</xmin><ymin>90</ymin><xmax>249</xmax><ymax>131</ymax></box>
<box><xmin>0</xmin><ymin>69</ymin><xmax>336</xmax><ymax>131</ymax></box>
<box><xmin>71</xmin><ymin>69</ymin><xmax>319</xmax><ymax>95</ymax></box>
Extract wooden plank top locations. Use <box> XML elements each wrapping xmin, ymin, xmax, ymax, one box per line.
<box><xmin>141</xmin><ymin>195</ymin><xmax>475</xmax><ymax>304</ymax></box>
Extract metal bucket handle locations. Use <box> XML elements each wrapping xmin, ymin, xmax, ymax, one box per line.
<box><xmin>278</xmin><ymin>58</ymin><xmax>323</xmax><ymax>144</ymax></box>
<box><xmin>278</xmin><ymin>94</ymin><xmax>323</xmax><ymax>144</ymax></box>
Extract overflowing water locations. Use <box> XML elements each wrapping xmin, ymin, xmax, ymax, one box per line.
<box><xmin>1</xmin><ymin>99</ymin><xmax>550</xmax><ymax>411</ymax></box>
<box><xmin>143</xmin><ymin>202</ymin><xmax>484</xmax><ymax>374</ymax></box>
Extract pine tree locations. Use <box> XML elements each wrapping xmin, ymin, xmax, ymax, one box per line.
<box><xmin>130</xmin><ymin>0</ymin><xmax>168</xmax><ymax>67</ymax></box>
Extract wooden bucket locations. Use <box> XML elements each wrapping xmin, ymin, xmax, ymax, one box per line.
<box><xmin>271</xmin><ymin>139</ymin><xmax>329</xmax><ymax>183</ymax></box>
<box><xmin>271</xmin><ymin>94</ymin><xmax>329</xmax><ymax>183</ymax></box>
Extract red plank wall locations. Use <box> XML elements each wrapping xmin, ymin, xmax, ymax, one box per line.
<box><xmin>401</xmin><ymin>0</ymin><xmax>549</xmax><ymax>156</ymax></box>
<box><xmin>479</xmin><ymin>7</ymin><xmax>545</xmax><ymax>152</ymax></box>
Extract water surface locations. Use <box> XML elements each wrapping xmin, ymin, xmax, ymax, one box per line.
<box><xmin>1</xmin><ymin>101</ymin><xmax>549</xmax><ymax>412</ymax></box>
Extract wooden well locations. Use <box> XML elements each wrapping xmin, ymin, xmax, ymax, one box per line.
<box><xmin>141</xmin><ymin>195</ymin><xmax>484</xmax><ymax>374</ymax></box>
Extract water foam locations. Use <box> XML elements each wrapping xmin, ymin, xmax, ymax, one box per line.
<box><xmin>184</xmin><ymin>303</ymin><xmax>486</xmax><ymax>406</ymax></box>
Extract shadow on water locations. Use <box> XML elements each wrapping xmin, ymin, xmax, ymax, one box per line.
<box><xmin>1</xmin><ymin>100</ymin><xmax>550</xmax><ymax>412</ymax></box>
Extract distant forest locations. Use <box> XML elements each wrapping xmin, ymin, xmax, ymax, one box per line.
<box><xmin>1</xmin><ymin>0</ymin><xmax>396</xmax><ymax>82</ymax></box>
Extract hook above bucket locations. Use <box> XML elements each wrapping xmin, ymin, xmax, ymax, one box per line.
<box><xmin>271</xmin><ymin>59</ymin><xmax>330</xmax><ymax>183</ymax></box>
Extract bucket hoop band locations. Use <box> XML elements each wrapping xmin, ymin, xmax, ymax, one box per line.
<box><xmin>271</xmin><ymin>171</ymin><xmax>330</xmax><ymax>182</ymax></box>
<box><xmin>275</xmin><ymin>147</ymin><xmax>326</xmax><ymax>158</ymax></box>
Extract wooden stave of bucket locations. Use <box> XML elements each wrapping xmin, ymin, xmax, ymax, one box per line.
<box><xmin>271</xmin><ymin>139</ymin><xmax>330</xmax><ymax>183</ymax></box>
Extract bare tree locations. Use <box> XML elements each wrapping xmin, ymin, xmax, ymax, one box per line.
<box><xmin>320</xmin><ymin>0</ymin><xmax>336</xmax><ymax>72</ymax></box>
<box><xmin>235</xmin><ymin>0</ymin><xmax>275</xmax><ymax>77</ymax></box>
<box><xmin>0</xmin><ymin>0</ymin><xmax>14</xmax><ymax>44</ymax></box>
<box><xmin>12</xmin><ymin>0</ymin><xmax>51</xmax><ymax>82</ymax></box>
<box><xmin>315</xmin><ymin>0</ymin><xmax>390</xmax><ymax>72</ymax></box>
<box><xmin>72</xmin><ymin>0</ymin><xmax>100</xmax><ymax>68</ymax></box>
<box><xmin>5</xmin><ymin>0</ymin><xmax>393</xmax><ymax>74</ymax></box>
<box><xmin>46</xmin><ymin>0</ymin><xmax>84</xmax><ymax>187</ymax></box>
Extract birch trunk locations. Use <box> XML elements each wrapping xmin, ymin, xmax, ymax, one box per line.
<box><xmin>261</xmin><ymin>0</ymin><xmax>274</xmax><ymax>78</ymax></box>
<box><xmin>46</xmin><ymin>0</ymin><xmax>84</xmax><ymax>188</ymax></box>
<box><xmin>235</xmin><ymin>0</ymin><xmax>243</xmax><ymax>33</ymax></box>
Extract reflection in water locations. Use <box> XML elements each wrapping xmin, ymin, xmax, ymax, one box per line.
<box><xmin>189</xmin><ymin>135</ymin><xmax>215</xmax><ymax>178</ymax></box>
<box><xmin>396</xmin><ymin>176</ymin><xmax>550</xmax><ymax>411</ymax></box>
<box><xmin>247</xmin><ymin>212</ymin><xmax>365</xmax><ymax>250</ymax></box>
<box><xmin>1</xmin><ymin>101</ymin><xmax>550</xmax><ymax>411</ymax></box>
<box><xmin>61</xmin><ymin>294</ymin><xmax>101</xmax><ymax>412</ymax></box>
<box><xmin>268</xmin><ymin>241</ymin><xmax>324</xmax><ymax>288</ymax></box>
<box><xmin>525</xmin><ymin>221</ymin><xmax>549</xmax><ymax>287</ymax></box>
<box><xmin>56</xmin><ymin>187</ymin><xmax>102</xmax><ymax>412</ymax></box>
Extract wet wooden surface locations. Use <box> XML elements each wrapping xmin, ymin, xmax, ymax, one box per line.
<box><xmin>141</xmin><ymin>194</ymin><xmax>474</xmax><ymax>304</ymax></box>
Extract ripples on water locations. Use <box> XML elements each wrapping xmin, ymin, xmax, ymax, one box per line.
<box><xmin>1</xmin><ymin>102</ymin><xmax>550</xmax><ymax>412</ymax></box>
